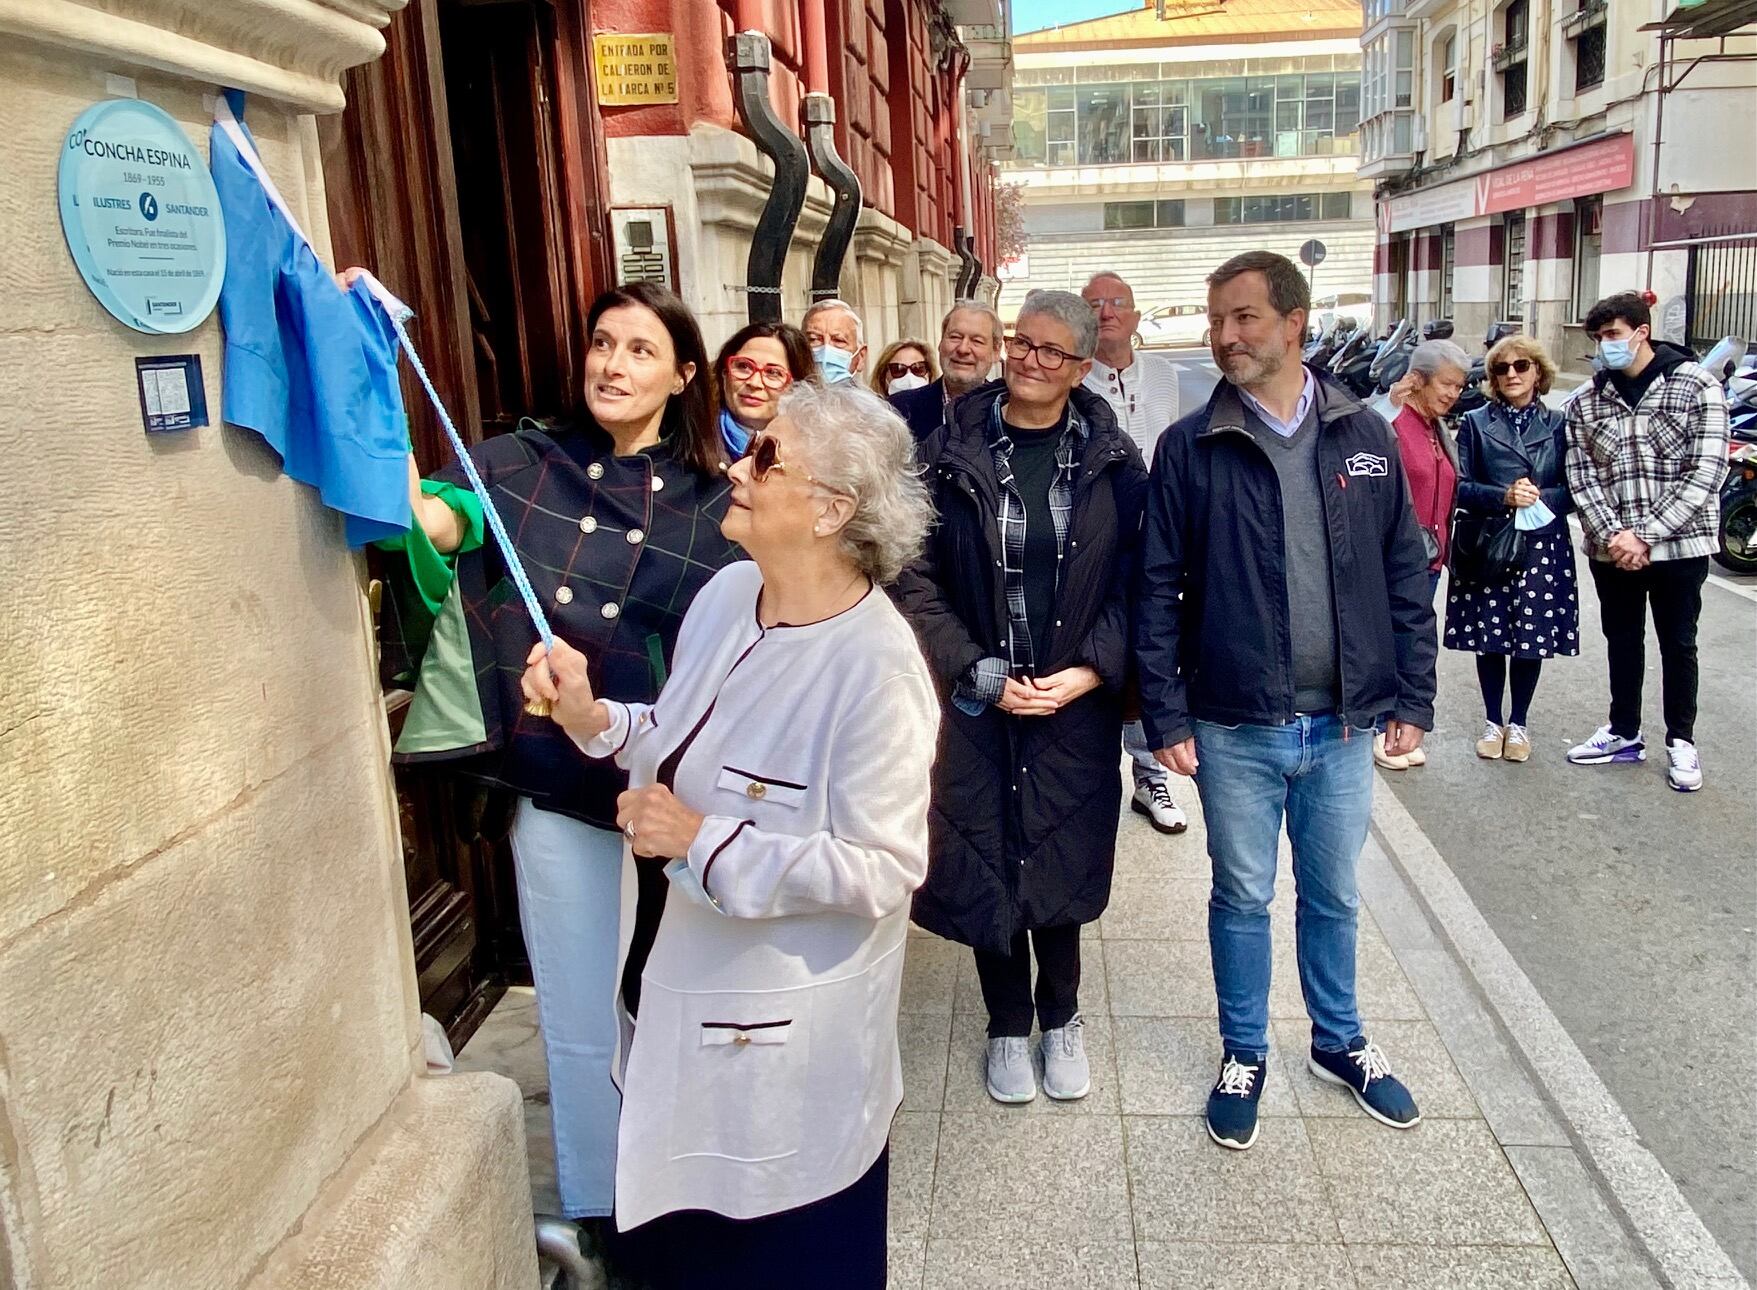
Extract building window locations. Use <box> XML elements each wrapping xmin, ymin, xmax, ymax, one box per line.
<box><xmin>1499</xmin><ymin>0</ymin><xmax>1530</xmax><ymax>120</ymax></box>
<box><xmin>1504</xmin><ymin>211</ymin><xmax>1527</xmax><ymax>319</ymax></box>
<box><xmin>1214</xmin><ymin>192</ymin><xmax>1357</xmax><ymax>225</ymax></box>
<box><xmin>1572</xmin><ymin>197</ymin><xmax>1603</xmax><ymax>320</ymax></box>
<box><xmin>1008</xmin><ymin>66</ymin><xmax>1362</xmax><ymax>167</ymax></box>
<box><xmin>1440</xmin><ymin>224</ymin><xmax>1456</xmax><ymax>317</ymax></box>
<box><xmin>1573</xmin><ymin>0</ymin><xmax>1608</xmax><ymax>93</ymax></box>
<box><xmin>1439</xmin><ymin>33</ymin><xmax>1457</xmax><ymax>103</ymax></box>
<box><xmin>1103</xmin><ymin>200</ymin><xmax>1184</xmax><ymax>230</ymax></box>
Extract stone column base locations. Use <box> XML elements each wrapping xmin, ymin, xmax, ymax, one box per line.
<box><xmin>248</xmin><ymin>1074</ymin><xmax>538</xmax><ymax>1290</ymax></box>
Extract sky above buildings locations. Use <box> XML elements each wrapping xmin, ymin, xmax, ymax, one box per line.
<box><xmin>1012</xmin><ymin>0</ymin><xmax>1132</xmax><ymax>34</ymax></box>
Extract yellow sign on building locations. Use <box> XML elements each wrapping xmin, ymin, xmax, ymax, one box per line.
<box><xmin>593</xmin><ymin>33</ymin><xmax>678</xmax><ymax>106</ymax></box>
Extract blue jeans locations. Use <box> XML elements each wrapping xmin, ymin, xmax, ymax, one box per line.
<box><xmin>1192</xmin><ymin>715</ymin><xmax>1374</xmax><ymax>1056</ymax></box>
<box><xmin>509</xmin><ymin>799</ymin><xmax>624</xmax><ymax>1218</ymax></box>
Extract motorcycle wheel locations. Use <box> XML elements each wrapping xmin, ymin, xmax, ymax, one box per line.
<box><xmin>1714</xmin><ymin>492</ymin><xmax>1757</xmax><ymax>572</ymax></box>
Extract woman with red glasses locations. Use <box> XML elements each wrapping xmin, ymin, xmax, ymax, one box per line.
<box><xmin>1444</xmin><ymin>333</ymin><xmax>1578</xmax><ymax>763</ymax></box>
<box><xmin>712</xmin><ymin>322</ymin><xmax>816</xmax><ymax>459</ymax></box>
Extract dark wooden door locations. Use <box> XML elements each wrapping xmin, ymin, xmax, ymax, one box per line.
<box><xmin>321</xmin><ymin>0</ymin><xmax>609</xmax><ymax>1048</ymax></box>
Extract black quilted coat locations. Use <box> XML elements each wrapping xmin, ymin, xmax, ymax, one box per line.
<box><xmin>896</xmin><ymin>381</ymin><xmax>1148</xmax><ymax>954</ymax></box>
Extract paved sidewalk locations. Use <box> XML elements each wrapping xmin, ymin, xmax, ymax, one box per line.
<box><xmin>455</xmin><ymin>776</ymin><xmax>1615</xmax><ymax>1288</ymax></box>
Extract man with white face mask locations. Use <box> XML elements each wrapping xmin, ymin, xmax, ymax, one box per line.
<box><xmin>802</xmin><ymin>298</ymin><xmax>868</xmax><ymax>385</ymax></box>
<box><xmin>1080</xmin><ymin>270</ymin><xmax>1187</xmax><ymax>837</ymax></box>
<box><xmin>1564</xmin><ymin>290</ymin><xmax>1729</xmax><ymax>792</ymax></box>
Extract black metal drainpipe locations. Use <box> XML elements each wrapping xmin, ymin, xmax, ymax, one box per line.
<box><xmin>953</xmin><ymin>224</ymin><xmax>978</xmax><ymax>298</ymax></box>
<box><xmin>965</xmin><ymin>234</ymin><xmax>984</xmax><ymax>297</ymax></box>
<box><xmin>805</xmin><ymin>93</ymin><xmax>863</xmax><ymax>302</ymax></box>
<box><xmin>729</xmin><ymin>32</ymin><xmax>809</xmax><ymax>323</ymax></box>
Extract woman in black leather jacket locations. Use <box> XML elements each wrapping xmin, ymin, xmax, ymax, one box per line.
<box><xmin>1443</xmin><ymin>334</ymin><xmax>1580</xmax><ymax>763</ymax></box>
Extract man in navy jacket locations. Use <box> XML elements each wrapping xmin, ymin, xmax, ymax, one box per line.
<box><xmin>1135</xmin><ymin>251</ymin><xmax>1437</xmax><ymax>1152</ymax></box>
<box><xmin>891</xmin><ymin>300</ymin><xmax>1003</xmax><ymax>441</ymax></box>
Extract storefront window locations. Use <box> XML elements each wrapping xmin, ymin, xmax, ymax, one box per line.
<box><xmin>1504</xmin><ymin>211</ymin><xmax>1527</xmax><ymax>320</ymax></box>
<box><xmin>1572</xmin><ymin>197</ymin><xmax>1603</xmax><ymax>321</ymax></box>
<box><xmin>1440</xmin><ymin>224</ymin><xmax>1456</xmax><ymax>317</ymax></box>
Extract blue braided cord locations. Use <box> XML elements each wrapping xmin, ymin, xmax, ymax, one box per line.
<box><xmin>384</xmin><ymin>306</ymin><xmax>555</xmax><ymax>651</ymax></box>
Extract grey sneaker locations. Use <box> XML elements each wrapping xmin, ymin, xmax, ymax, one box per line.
<box><xmin>1040</xmin><ymin>1014</ymin><xmax>1091</xmax><ymax>1100</ymax></box>
<box><xmin>985</xmin><ymin>1036</ymin><xmax>1037</xmax><ymax>1104</ymax></box>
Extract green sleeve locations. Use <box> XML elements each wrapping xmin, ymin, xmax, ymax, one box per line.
<box><xmin>373</xmin><ymin>481</ymin><xmax>486</xmax><ymax>616</ymax></box>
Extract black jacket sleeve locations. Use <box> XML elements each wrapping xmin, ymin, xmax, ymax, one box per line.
<box><xmin>893</xmin><ymin>506</ymin><xmax>989</xmax><ymax>690</ymax></box>
<box><xmin>1381</xmin><ymin>432</ymin><xmax>1439</xmax><ymax>729</ymax></box>
<box><xmin>1076</xmin><ymin>451</ymin><xmax>1149</xmax><ymax>692</ymax></box>
<box><xmin>1538</xmin><ymin>413</ymin><xmax>1573</xmax><ymax>517</ymax></box>
<box><xmin>1133</xmin><ymin>426</ymin><xmax>1194</xmax><ymax>749</ymax></box>
<box><xmin>1453</xmin><ymin>415</ymin><xmax>1508</xmax><ymax>515</ymax></box>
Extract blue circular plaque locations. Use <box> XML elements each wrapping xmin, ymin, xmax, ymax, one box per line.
<box><xmin>57</xmin><ymin>99</ymin><xmax>226</xmax><ymax>334</ymax></box>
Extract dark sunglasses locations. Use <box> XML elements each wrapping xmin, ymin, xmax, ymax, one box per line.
<box><xmin>1490</xmin><ymin>358</ymin><xmax>1534</xmax><ymax>377</ymax></box>
<box><xmin>885</xmin><ymin>359</ymin><xmax>932</xmax><ymax>380</ymax></box>
<box><xmin>726</xmin><ymin>355</ymin><xmax>793</xmax><ymax>391</ymax></box>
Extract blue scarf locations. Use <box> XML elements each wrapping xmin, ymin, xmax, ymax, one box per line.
<box><xmin>719</xmin><ymin>406</ymin><xmax>752</xmax><ymax>460</ymax></box>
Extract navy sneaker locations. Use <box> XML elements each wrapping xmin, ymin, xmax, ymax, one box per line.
<box><xmin>1205</xmin><ymin>1049</ymin><xmax>1266</xmax><ymax>1150</ymax></box>
<box><xmin>1308</xmin><ymin>1037</ymin><xmax>1421</xmax><ymax>1129</ymax></box>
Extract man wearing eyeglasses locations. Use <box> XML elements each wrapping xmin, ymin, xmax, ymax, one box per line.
<box><xmin>891</xmin><ymin>301</ymin><xmax>1004</xmax><ymax>442</ymax></box>
<box><xmin>899</xmin><ymin>289</ymin><xmax>1147</xmax><ymax>1108</ymax></box>
<box><xmin>1080</xmin><ymin>270</ymin><xmax>1187</xmax><ymax>837</ymax></box>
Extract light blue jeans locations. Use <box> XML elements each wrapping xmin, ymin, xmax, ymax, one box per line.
<box><xmin>508</xmin><ymin>799</ymin><xmax>624</xmax><ymax>1218</ymax></box>
<box><xmin>1192</xmin><ymin>715</ymin><xmax>1374</xmax><ymax>1057</ymax></box>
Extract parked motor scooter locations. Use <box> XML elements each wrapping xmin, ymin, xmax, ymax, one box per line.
<box><xmin>1330</xmin><ymin>326</ymin><xmax>1382</xmax><ymax>396</ymax></box>
<box><xmin>1715</xmin><ymin>430</ymin><xmax>1757</xmax><ymax>574</ymax></box>
<box><xmin>1376</xmin><ymin>318</ymin><xmax>1456</xmax><ymax>393</ymax></box>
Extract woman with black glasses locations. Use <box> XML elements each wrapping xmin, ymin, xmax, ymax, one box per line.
<box><xmin>713</xmin><ymin>322</ymin><xmax>816</xmax><ymax>459</ymax></box>
<box><xmin>870</xmin><ymin>337</ymin><xmax>937</xmax><ymax>397</ymax></box>
<box><xmin>1444</xmin><ymin>334</ymin><xmax>1579</xmax><ymax>763</ymax></box>
<box><xmin>898</xmin><ymin>289</ymin><xmax>1146</xmax><ymax>1107</ymax></box>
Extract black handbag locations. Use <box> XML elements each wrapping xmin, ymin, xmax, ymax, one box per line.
<box><xmin>1448</xmin><ymin>509</ymin><xmax>1526</xmax><ymax>585</ymax></box>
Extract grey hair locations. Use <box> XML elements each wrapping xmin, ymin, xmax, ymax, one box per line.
<box><xmin>802</xmin><ymin>297</ymin><xmax>864</xmax><ymax>347</ymax></box>
<box><xmin>943</xmin><ymin>299</ymin><xmax>1003</xmax><ymax>346</ymax></box>
<box><xmin>1409</xmin><ymin>338</ymin><xmax>1470</xmax><ymax>380</ymax></box>
<box><xmin>776</xmin><ymin>380</ymin><xmax>933</xmax><ymax>585</ymax></box>
<box><xmin>1019</xmin><ymin>289</ymin><xmax>1099</xmax><ymax>359</ymax></box>
<box><xmin>1082</xmin><ymin>269</ymin><xmax>1134</xmax><ymax>301</ymax></box>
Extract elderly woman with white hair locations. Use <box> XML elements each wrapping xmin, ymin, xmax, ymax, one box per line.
<box><xmin>1379</xmin><ymin>337</ymin><xmax>1470</xmax><ymax>769</ymax></box>
<box><xmin>521</xmin><ymin>381</ymin><xmax>938</xmax><ymax>1288</ymax></box>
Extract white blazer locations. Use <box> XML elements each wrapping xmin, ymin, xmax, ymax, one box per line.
<box><xmin>577</xmin><ymin>561</ymin><xmax>940</xmax><ymax>1229</ymax></box>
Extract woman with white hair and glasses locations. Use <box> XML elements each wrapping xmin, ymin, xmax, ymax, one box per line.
<box><xmin>521</xmin><ymin>381</ymin><xmax>938</xmax><ymax>1289</ymax></box>
<box><xmin>1379</xmin><ymin>337</ymin><xmax>1470</xmax><ymax>770</ymax></box>
<box><xmin>1443</xmin><ymin>333</ymin><xmax>1577</xmax><ymax>763</ymax></box>
<box><xmin>899</xmin><ymin>288</ymin><xmax>1148</xmax><ymax>1107</ymax></box>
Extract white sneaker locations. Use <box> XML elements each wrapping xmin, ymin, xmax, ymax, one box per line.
<box><xmin>1567</xmin><ymin>724</ymin><xmax>1646</xmax><ymax>765</ymax></box>
<box><xmin>1040</xmin><ymin>1015</ymin><xmax>1091</xmax><ymax>1101</ymax></box>
<box><xmin>1131</xmin><ymin>780</ymin><xmax>1188</xmax><ymax>834</ymax></box>
<box><xmin>985</xmin><ymin>1036</ymin><xmax>1037</xmax><ymax>1104</ymax></box>
<box><xmin>1666</xmin><ymin>739</ymin><xmax>1703</xmax><ymax>792</ymax></box>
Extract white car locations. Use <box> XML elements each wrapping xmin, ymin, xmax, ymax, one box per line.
<box><xmin>1135</xmin><ymin>303</ymin><xmax>1210</xmax><ymax>349</ymax></box>
<box><xmin>1311</xmin><ymin>291</ymin><xmax>1373</xmax><ymax>336</ymax></box>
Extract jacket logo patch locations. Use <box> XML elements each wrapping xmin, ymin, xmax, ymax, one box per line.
<box><xmin>1345</xmin><ymin>452</ymin><xmax>1389</xmax><ymax>478</ymax></box>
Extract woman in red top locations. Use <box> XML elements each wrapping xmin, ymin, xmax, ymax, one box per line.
<box><xmin>1381</xmin><ymin>338</ymin><xmax>1469</xmax><ymax>769</ymax></box>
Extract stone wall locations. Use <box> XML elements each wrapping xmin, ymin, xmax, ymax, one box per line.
<box><xmin>0</xmin><ymin>5</ymin><xmax>534</xmax><ymax>1288</ymax></box>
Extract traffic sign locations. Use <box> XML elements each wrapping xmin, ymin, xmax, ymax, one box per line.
<box><xmin>1299</xmin><ymin>239</ymin><xmax>1328</xmax><ymax>268</ymax></box>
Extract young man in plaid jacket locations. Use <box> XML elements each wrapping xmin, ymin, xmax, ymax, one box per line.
<box><xmin>1564</xmin><ymin>291</ymin><xmax>1729</xmax><ymax>791</ymax></box>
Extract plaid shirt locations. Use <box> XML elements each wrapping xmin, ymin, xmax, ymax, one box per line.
<box><xmin>1564</xmin><ymin>356</ymin><xmax>1729</xmax><ymax>561</ymax></box>
<box><xmin>955</xmin><ymin>396</ymin><xmax>1089</xmax><ymax>710</ymax></box>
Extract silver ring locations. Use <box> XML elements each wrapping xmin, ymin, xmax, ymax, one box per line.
<box><xmin>623</xmin><ymin>822</ymin><xmax>636</xmax><ymax>841</ymax></box>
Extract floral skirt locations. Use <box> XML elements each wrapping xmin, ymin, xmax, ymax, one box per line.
<box><xmin>1443</xmin><ymin>526</ymin><xmax>1580</xmax><ymax>659</ymax></box>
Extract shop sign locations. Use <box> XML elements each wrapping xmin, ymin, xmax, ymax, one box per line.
<box><xmin>1381</xmin><ymin>134</ymin><xmax>1635</xmax><ymax>234</ymax></box>
<box><xmin>57</xmin><ymin>98</ymin><xmax>226</xmax><ymax>334</ymax></box>
<box><xmin>593</xmin><ymin>34</ymin><xmax>679</xmax><ymax>106</ymax></box>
